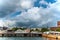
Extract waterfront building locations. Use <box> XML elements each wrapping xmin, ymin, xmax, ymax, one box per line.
<box><xmin>43</xmin><ymin>31</ymin><xmax>60</xmax><ymax>35</ymax></box>
<box><xmin>7</xmin><ymin>29</ymin><xmax>14</xmax><ymax>33</ymax></box>
<box><xmin>0</xmin><ymin>30</ymin><xmax>7</xmax><ymax>33</ymax></box>
<box><xmin>15</xmin><ymin>29</ymin><xmax>30</xmax><ymax>33</ymax></box>
<box><xmin>0</xmin><ymin>30</ymin><xmax>7</xmax><ymax>36</ymax></box>
<box><xmin>37</xmin><ymin>28</ymin><xmax>42</xmax><ymax>31</ymax></box>
<box><xmin>31</xmin><ymin>31</ymin><xmax>39</xmax><ymax>33</ymax></box>
<box><xmin>57</xmin><ymin>21</ymin><xmax>60</xmax><ymax>27</ymax></box>
<box><xmin>31</xmin><ymin>28</ymin><xmax>42</xmax><ymax>31</ymax></box>
<box><xmin>31</xmin><ymin>28</ymin><xmax>36</xmax><ymax>31</ymax></box>
<box><xmin>50</xmin><ymin>21</ymin><xmax>60</xmax><ymax>31</ymax></box>
<box><xmin>24</xmin><ymin>29</ymin><xmax>30</xmax><ymax>33</ymax></box>
<box><xmin>0</xmin><ymin>27</ymin><xmax>42</xmax><ymax>37</ymax></box>
<box><xmin>15</xmin><ymin>29</ymin><xmax>24</xmax><ymax>33</ymax></box>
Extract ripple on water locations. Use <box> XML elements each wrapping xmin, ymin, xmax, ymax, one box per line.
<box><xmin>0</xmin><ymin>37</ymin><xmax>59</xmax><ymax>40</ymax></box>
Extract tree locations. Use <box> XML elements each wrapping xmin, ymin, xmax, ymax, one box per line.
<box><xmin>35</xmin><ymin>28</ymin><xmax>41</xmax><ymax>32</ymax></box>
<box><xmin>41</xmin><ymin>28</ymin><xmax>49</xmax><ymax>32</ymax></box>
<box><xmin>12</xmin><ymin>27</ymin><xmax>27</xmax><ymax>31</ymax></box>
<box><xmin>56</xmin><ymin>28</ymin><xmax>60</xmax><ymax>32</ymax></box>
<box><xmin>20</xmin><ymin>27</ymin><xmax>27</xmax><ymax>30</ymax></box>
<box><xmin>12</xmin><ymin>27</ymin><xmax>18</xmax><ymax>31</ymax></box>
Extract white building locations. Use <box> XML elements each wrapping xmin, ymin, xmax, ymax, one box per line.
<box><xmin>15</xmin><ymin>29</ymin><xmax>30</xmax><ymax>33</ymax></box>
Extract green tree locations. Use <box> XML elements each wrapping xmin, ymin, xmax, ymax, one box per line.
<box><xmin>41</xmin><ymin>28</ymin><xmax>49</xmax><ymax>32</ymax></box>
<box><xmin>35</xmin><ymin>28</ymin><xmax>41</xmax><ymax>32</ymax></box>
<box><xmin>12</xmin><ymin>27</ymin><xmax>27</xmax><ymax>31</ymax></box>
<box><xmin>56</xmin><ymin>28</ymin><xmax>60</xmax><ymax>32</ymax></box>
<box><xmin>12</xmin><ymin>27</ymin><xmax>18</xmax><ymax>31</ymax></box>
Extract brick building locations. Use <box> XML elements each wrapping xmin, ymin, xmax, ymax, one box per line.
<box><xmin>57</xmin><ymin>21</ymin><xmax>60</xmax><ymax>27</ymax></box>
<box><xmin>50</xmin><ymin>21</ymin><xmax>60</xmax><ymax>31</ymax></box>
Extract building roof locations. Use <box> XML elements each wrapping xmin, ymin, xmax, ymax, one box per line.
<box><xmin>0</xmin><ymin>30</ymin><xmax>7</xmax><ymax>33</ymax></box>
<box><xmin>15</xmin><ymin>29</ymin><xmax>30</xmax><ymax>33</ymax></box>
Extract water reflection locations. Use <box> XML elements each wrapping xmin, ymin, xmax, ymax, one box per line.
<box><xmin>0</xmin><ymin>37</ymin><xmax>43</xmax><ymax>40</ymax></box>
<box><xmin>47</xmin><ymin>38</ymin><xmax>57</xmax><ymax>40</ymax></box>
<box><xmin>47</xmin><ymin>38</ymin><xmax>60</xmax><ymax>40</ymax></box>
<box><xmin>42</xmin><ymin>37</ymin><xmax>60</xmax><ymax>40</ymax></box>
<box><xmin>0</xmin><ymin>37</ymin><xmax>60</xmax><ymax>40</ymax></box>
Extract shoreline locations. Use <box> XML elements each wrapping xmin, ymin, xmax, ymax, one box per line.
<box><xmin>42</xmin><ymin>34</ymin><xmax>60</xmax><ymax>39</ymax></box>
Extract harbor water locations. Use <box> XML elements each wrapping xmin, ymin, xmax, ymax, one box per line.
<box><xmin>0</xmin><ymin>37</ymin><xmax>59</xmax><ymax>40</ymax></box>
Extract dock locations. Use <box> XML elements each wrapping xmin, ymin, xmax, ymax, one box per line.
<box><xmin>0</xmin><ymin>33</ymin><xmax>42</xmax><ymax>37</ymax></box>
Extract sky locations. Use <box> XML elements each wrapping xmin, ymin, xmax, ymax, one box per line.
<box><xmin>0</xmin><ymin>0</ymin><xmax>60</xmax><ymax>28</ymax></box>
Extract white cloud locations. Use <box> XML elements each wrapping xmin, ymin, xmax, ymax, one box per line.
<box><xmin>53</xmin><ymin>14</ymin><xmax>60</xmax><ymax>18</ymax></box>
<box><xmin>48</xmin><ymin>0</ymin><xmax>60</xmax><ymax>19</ymax></box>
<box><xmin>39</xmin><ymin>0</ymin><xmax>49</xmax><ymax>5</ymax></box>
<box><xmin>15</xmin><ymin>7</ymin><xmax>41</xmax><ymax>21</ymax></box>
<box><xmin>0</xmin><ymin>0</ymin><xmax>36</xmax><ymax>17</ymax></box>
<box><xmin>14</xmin><ymin>0</ymin><xmax>60</xmax><ymax>27</ymax></box>
<box><xmin>4</xmin><ymin>20</ymin><xmax>16</xmax><ymax>27</ymax></box>
<box><xmin>49</xmin><ymin>0</ymin><xmax>60</xmax><ymax>12</ymax></box>
<box><xmin>27</xmin><ymin>7</ymin><xmax>41</xmax><ymax>21</ymax></box>
<box><xmin>1</xmin><ymin>0</ymin><xmax>60</xmax><ymax>27</ymax></box>
<box><xmin>0</xmin><ymin>19</ymin><xmax>16</xmax><ymax>27</ymax></box>
<box><xmin>20</xmin><ymin>0</ymin><xmax>34</xmax><ymax>9</ymax></box>
<box><xmin>0</xmin><ymin>19</ymin><xmax>5</xmax><ymax>27</ymax></box>
<box><xmin>0</xmin><ymin>0</ymin><xmax>3</xmax><ymax>5</ymax></box>
<box><xmin>38</xmin><ymin>18</ymin><xmax>53</xmax><ymax>26</ymax></box>
<box><xmin>11</xmin><ymin>6</ymin><xmax>53</xmax><ymax>27</ymax></box>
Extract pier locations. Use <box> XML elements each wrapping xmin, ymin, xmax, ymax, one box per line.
<box><xmin>0</xmin><ymin>33</ymin><xmax>42</xmax><ymax>37</ymax></box>
<box><xmin>0</xmin><ymin>27</ymin><xmax>43</xmax><ymax>37</ymax></box>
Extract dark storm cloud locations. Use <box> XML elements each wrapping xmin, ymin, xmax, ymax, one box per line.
<box><xmin>0</xmin><ymin>0</ymin><xmax>20</xmax><ymax>18</ymax></box>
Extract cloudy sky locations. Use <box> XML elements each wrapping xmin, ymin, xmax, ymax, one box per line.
<box><xmin>0</xmin><ymin>0</ymin><xmax>60</xmax><ymax>28</ymax></box>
